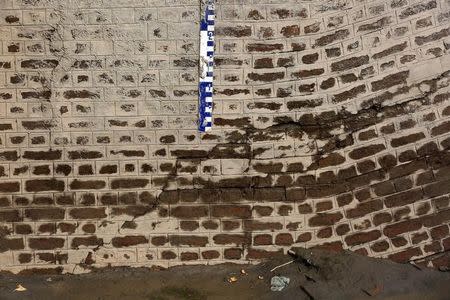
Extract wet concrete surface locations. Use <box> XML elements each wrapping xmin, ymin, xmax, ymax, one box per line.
<box><xmin>1</xmin><ymin>249</ymin><xmax>450</xmax><ymax>300</ymax></box>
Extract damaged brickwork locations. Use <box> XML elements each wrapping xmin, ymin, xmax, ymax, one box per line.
<box><xmin>0</xmin><ymin>0</ymin><xmax>450</xmax><ymax>274</ymax></box>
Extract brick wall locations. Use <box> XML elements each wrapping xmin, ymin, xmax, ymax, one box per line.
<box><xmin>0</xmin><ymin>0</ymin><xmax>450</xmax><ymax>274</ymax></box>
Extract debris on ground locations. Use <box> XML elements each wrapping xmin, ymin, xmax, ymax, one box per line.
<box><xmin>227</xmin><ymin>276</ymin><xmax>237</xmax><ymax>283</ymax></box>
<box><xmin>13</xmin><ymin>284</ymin><xmax>26</xmax><ymax>292</ymax></box>
<box><xmin>362</xmin><ymin>284</ymin><xmax>383</xmax><ymax>297</ymax></box>
<box><xmin>270</xmin><ymin>276</ymin><xmax>290</xmax><ymax>291</ymax></box>
<box><xmin>288</xmin><ymin>249</ymin><xmax>319</xmax><ymax>270</ymax></box>
<box><xmin>270</xmin><ymin>260</ymin><xmax>295</xmax><ymax>272</ymax></box>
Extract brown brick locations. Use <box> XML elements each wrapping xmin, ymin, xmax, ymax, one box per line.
<box><xmin>309</xmin><ymin>212</ymin><xmax>343</xmax><ymax>227</ymax></box>
<box><xmin>38</xmin><ymin>223</ymin><xmax>55</xmax><ymax>234</ymax></box>
<box><xmin>158</xmin><ymin>190</ymin><xmax>179</xmax><ymax>204</ymax></box>
<box><xmin>222</xmin><ymin>220</ymin><xmax>240</xmax><ymax>231</ymax></box>
<box><xmin>15</xmin><ymin>224</ymin><xmax>32</xmax><ymax>235</ymax></box>
<box><xmin>253</xmin><ymin>206</ymin><xmax>273</xmax><ymax>217</ymax></box>
<box><xmin>71</xmin><ymin>236</ymin><xmax>103</xmax><ymax>248</ymax></box>
<box><xmin>316</xmin><ymin>201</ymin><xmax>333</xmax><ymax>212</ymax></box>
<box><xmin>417</xmin><ymin>142</ymin><xmax>439</xmax><ymax>156</ymax></box>
<box><xmin>391</xmin><ymin>132</ymin><xmax>426</xmax><ymax>147</ymax></box>
<box><xmin>411</xmin><ymin>231</ymin><xmax>428</xmax><ymax>244</ymax></box>
<box><xmin>389</xmin><ymin>159</ymin><xmax>427</xmax><ymax>179</ymax></box>
<box><xmin>211</xmin><ymin>205</ymin><xmax>251</xmax><ymax>218</ymax></box>
<box><xmin>275</xmin><ymin>233</ymin><xmax>294</xmax><ymax>245</ymax></box>
<box><xmin>161</xmin><ymin>250</ymin><xmax>176</xmax><ymax>260</ymax></box>
<box><xmin>21</xmin><ymin>59</ymin><xmax>59</xmax><ymax>69</ymax></box>
<box><xmin>296</xmin><ymin>232</ymin><xmax>312</xmax><ymax>243</ymax></box>
<box><xmin>384</xmin><ymin>188</ymin><xmax>423</xmax><ymax>208</ymax></box>
<box><xmin>358</xmin><ymin>16</ymin><xmax>392</xmax><ymax>32</ymax></box>
<box><xmin>151</xmin><ymin>236</ymin><xmax>168</xmax><ymax>246</ymax></box>
<box><xmin>291</xmin><ymin>68</ymin><xmax>325</xmax><ymax>79</ymax></box>
<box><xmin>307</xmin><ymin>184</ymin><xmax>349</xmax><ymax>198</ymax></box>
<box><xmin>331</xmin><ymin>55</ymin><xmax>369</xmax><ymax>72</ymax></box>
<box><xmin>371</xmin><ymin>240</ymin><xmax>390</xmax><ymax>253</ymax></box>
<box><xmin>180</xmin><ymin>221</ymin><xmax>199</xmax><ymax>231</ymax></box>
<box><xmin>224</xmin><ymin>248</ymin><xmax>242</xmax><ymax>259</ymax></box>
<box><xmin>244</xmin><ymin>220</ymin><xmax>283</xmax><ymax>231</ymax></box>
<box><xmin>248</xmin><ymin>71</ymin><xmax>284</xmax><ymax>82</ymax></box>
<box><xmin>431</xmin><ymin>121</ymin><xmax>450</xmax><ymax>137</ymax></box>
<box><xmin>337</xmin><ymin>193</ymin><xmax>353</xmax><ymax>207</ymax></box>
<box><xmin>349</xmin><ymin>144</ymin><xmax>386</xmax><ymax>160</ymax></box>
<box><xmin>253</xmin><ymin>188</ymin><xmax>285</xmax><ymax>202</ymax></box>
<box><xmin>345</xmin><ymin>230</ymin><xmax>381</xmax><ymax>246</ymax></box>
<box><xmin>68</xmin><ymin>150</ymin><xmax>102</xmax><ymax>160</ymax></box>
<box><xmin>0</xmin><ymin>238</ymin><xmax>24</xmax><ymax>251</ymax></box>
<box><xmin>111</xmin><ymin>205</ymin><xmax>154</xmax><ymax>217</ymax></box>
<box><xmin>25</xmin><ymin>179</ymin><xmax>64</xmax><ymax>192</ymax></box>
<box><xmin>247</xmin><ymin>43</ymin><xmax>283</xmax><ymax>52</ymax></box>
<box><xmin>111</xmin><ymin>235</ymin><xmax>148</xmax><ymax>248</ymax></box>
<box><xmin>388</xmin><ymin>247</ymin><xmax>422</xmax><ymax>263</ymax></box>
<box><xmin>254</xmin><ymin>58</ymin><xmax>273</xmax><ymax>69</ymax></box>
<box><xmin>29</xmin><ymin>238</ymin><xmax>65</xmax><ymax>250</ymax></box>
<box><xmin>111</xmin><ymin>178</ymin><xmax>149</xmax><ymax>189</ymax></box>
<box><xmin>18</xmin><ymin>253</ymin><xmax>32</xmax><ymax>264</ymax></box>
<box><xmin>0</xmin><ymin>151</ymin><xmax>19</xmax><ymax>161</ymax></box>
<box><xmin>373</xmin><ymin>212</ymin><xmax>393</xmax><ymax>226</ymax></box>
<box><xmin>373</xmin><ymin>182</ymin><xmax>396</xmax><ymax>196</ymax></box>
<box><xmin>383</xmin><ymin>219</ymin><xmax>422</xmax><ymax>238</ymax></box>
<box><xmin>213</xmin><ymin>234</ymin><xmax>250</xmax><ymax>246</ymax></box>
<box><xmin>0</xmin><ymin>210</ymin><xmax>21</xmax><ymax>222</ymax></box>
<box><xmin>317</xmin><ymin>227</ymin><xmax>332</xmax><ymax>239</ymax></box>
<box><xmin>311</xmin><ymin>241</ymin><xmax>343</xmax><ymax>252</ymax></box>
<box><xmin>399</xmin><ymin>0</ymin><xmax>437</xmax><ymax>19</ymax></box>
<box><xmin>253</xmin><ymin>163</ymin><xmax>282</xmax><ymax>173</ymax></box>
<box><xmin>180</xmin><ymin>252</ymin><xmax>198</xmax><ymax>261</ymax></box>
<box><xmin>317</xmin><ymin>153</ymin><xmax>346</xmax><ymax>168</ymax></box>
<box><xmin>346</xmin><ymin>200</ymin><xmax>383</xmax><ymax>219</ymax></box>
<box><xmin>57</xmin><ymin>223</ymin><xmax>76</xmax><ymax>234</ymax></box>
<box><xmin>378</xmin><ymin>154</ymin><xmax>397</xmax><ymax>170</ymax></box>
<box><xmin>25</xmin><ymin>208</ymin><xmax>65</xmax><ymax>221</ymax></box>
<box><xmin>69</xmin><ymin>208</ymin><xmax>106</xmax><ymax>219</ymax></box>
<box><xmin>201</xmin><ymin>250</ymin><xmax>220</xmax><ymax>259</ymax></box>
<box><xmin>320</xmin><ymin>77</ymin><xmax>335</xmax><ymax>89</ymax></box>
<box><xmin>315</xmin><ymin>29</ymin><xmax>350</xmax><ymax>47</ymax></box>
<box><xmin>23</xmin><ymin>150</ymin><xmax>61</xmax><ymax>160</ymax></box>
<box><xmin>246</xmin><ymin>248</ymin><xmax>283</xmax><ymax>260</ymax></box>
<box><xmin>298</xmin><ymin>203</ymin><xmax>313</xmax><ymax>214</ymax></box>
<box><xmin>216</xmin><ymin>26</ymin><xmax>252</xmax><ymax>37</ymax></box>
<box><xmin>371</xmin><ymin>71</ymin><xmax>409</xmax><ymax>91</ymax></box>
<box><xmin>423</xmin><ymin>179</ymin><xmax>450</xmax><ymax>198</ymax></box>
<box><xmin>333</xmin><ymin>84</ymin><xmax>366</xmax><ymax>103</ymax></box>
<box><xmin>421</xmin><ymin>209</ymin><xmax>450</xmax><ymax>228</ymax></box>
<box><xmin>424</xmin><ymin>241</ymin><xmax>442</xmax><ymax>253</ymax></box>
<box><xmin>336</xmin><ymin>224</ymin><xmax>350</xmax><ymax>236</ymax></box>
<box><xmin>82</xmin><ymin>224</ymin><xmax>95</xmax><ymax>234</ymax></box>
<box><xmin>372</xmin><ymin>42</ymin><xmax>408</xmax><ymax>59</ymax></box>
<box><xmin>281</xmin><ymin>25</ymin><xmax>300</xmax><ymax>37</ymax></box>
<box><xmin>202</xmin><ymin>220</ymin><xmax>218</xmax><ymax>230</ymax></box>
<box><xmin>286</xmin><ymin>188</ymin><xmax>306</xmax><ymax>202</ymax></box>
<box><xmin>430</xmin><ymin>225</ymin><xmax>449</xmax><ymax>240</ymax></box>
<box><xmin>170</xmin><ymin>206</ymin><xmax>208</xmax><ymax>219</ymax></box>
<box><xmin>416</xmin><ymin>202</ymin><xmax>431</xmax><ymax>216</ymax></box>
<box><xmin>254</xmin><ymin>234</ymin><xmax>272</xmax><ymax>245</ymax></box>
<box><xmin>70</xmin><ymin>179</ymin><xmax>105</xmax><ymax>190</ymax></box>
<box><xmin>169</xmin><ymin>235</ymin><xmax>208</xmax><ymax>247</ymax></box>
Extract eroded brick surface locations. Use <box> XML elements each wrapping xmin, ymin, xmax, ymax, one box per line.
<box><xmin>0</xmin><ymin>0</ymin><xmax>450</xmax><ymax>274</ymax></box>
